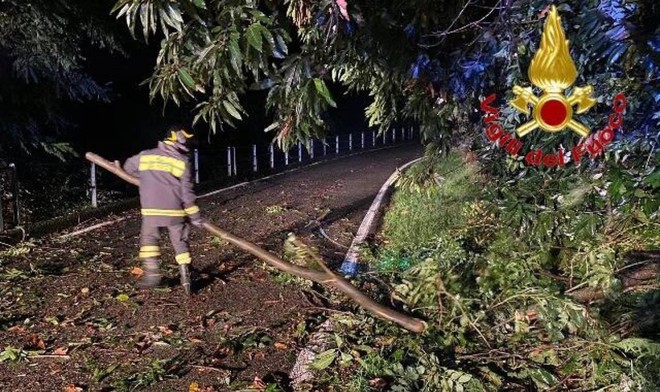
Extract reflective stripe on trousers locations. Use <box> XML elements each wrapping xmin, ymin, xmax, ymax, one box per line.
<box><xmin>139</xmin><ymin>222</ymin><xmax>191</xmax><ymax>264</ymax></box>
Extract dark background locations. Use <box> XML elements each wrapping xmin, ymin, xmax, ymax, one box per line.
<box><xmin>71</xmin><ymin>32</ymin><xmax>373</xmax><ymax>162</ymax></box>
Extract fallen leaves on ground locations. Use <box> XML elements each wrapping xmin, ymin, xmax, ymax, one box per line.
<box><xmin>189</xmin><ymin>382</ymin><xmax>216</xmax><ymax>392</ymax></box>
<box><xmin>63</xmin><ymin>384</ymin><xmax>82</xmax><ymax>392</ymax></box>
<box><xmin>252</xmin><ymin>376</ymin><xmax>267</xmax><ymax>390</ymax></box>
<box><xmin>27</xmin><ymin>334</ymin><xmax>46</xmax><ymax>350</ymax></box>
<box><xmin>8</xmin><ymin>325</ymin><xmax>25</xmax><ymax>334</ymax></box>
<box><xmin>158</xmin><ymin>325</ymin><xmax>175</xmax><ymax>335</ymax></box>
<box><xmin>369</xmin><ymin>378</ymin><xmax>388</xmax><ymax>389</ymax></box>
<box><xmin>116</xmin><ymin>293</ymin><xmax>130</xmax><ymax>302</ymax></box>
<box><xmin>131</xmin><ymin>266</ymin><xmax>144</xmax><ymax>277</ymax></box>
<box><xmin>53</xmin><ymin>347</ymin><xmax>69</xmax><ymax>356</ymax></box>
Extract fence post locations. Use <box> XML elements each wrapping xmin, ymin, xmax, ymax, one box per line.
<box><xmin>392</xmin><ymin>128</ymin><xmax>396</xmax><ymax>143</ymax></box>
<box><xmin>372</xmin><ymin>130</ymin><xmax>376</xmax><ymax>146</ymax></box>
<box><xmin>383</xmin><ymin>130</ymin><xmax>387</xmax><ymax>144</ymax></box>
<box><xmin>90</xmin><ymin>162</ymin><xmax>98</xmax><ymax>208</ymax></box>
<box><xmin>310</xmin><ymin>140</ymin><xmax>315</xmax><ymax>159</ymax></box>
<box><xmin>323</xmin><ymin>138</ymin><xmax>327</xmax><ymax>156</ymax></box>
<box><xmin>232</xmin><ymin>147</ymin><xmax>237</xmax><ymax>176</ymax></box>
<box><xmin>193</xmin><ymin>149</ymin><xmax>200</xmax><ymax>184</ymax></box>
<box><xmin>252</xmin><ymin>144</ymin><xmax>258</xmax><ymax>173</ymax></box>
<box><xmin>285</xmin><ymin>148</ymin><xmax>289</xmax><ymax>166</ymax></box>
<box><xmin>335</xmin><ymin>135</ymin><xmax>339</xmax><ymax>154</ymax></box>
<box><xmin>298</xmin><ymin>142</ymin><xmax>302</xmax><ymax>162</ymax></box>
<box><xmin>9</xmin><ymin>163</ymin><xmax>19</xmax><ymax>227</ymax></box>
<box><xmin>269</xmin><ymin>144</ymin><xmax>275</xmax><ymax>169</ymax></box>
<box><xmin>227</xmin><ymin>147</ymin><xmax>232</xmax><ymax>176</ymax></box>
<box><xmin>361</xmin><ymin>132</ymin><xmax>365</xmax><ymax>149</ymax></box>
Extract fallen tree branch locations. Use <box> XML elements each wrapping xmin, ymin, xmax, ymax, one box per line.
<box><xmin>30</xmin><ymin>355</ymin><xmax>71</xmax><ymax>359</ymax></box>
<box><xmin>568</xmin><ymin>261</ymin><xmax>660</xmax><ymax>303</ymax></box>
<box><xmin>85</xmin><ymin>152</ymin><xmax>427</xmax><ymax>333</ymax></box>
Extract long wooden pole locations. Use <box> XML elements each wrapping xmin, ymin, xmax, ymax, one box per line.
<box><xmin>84</xmin><ymin>152</ymin><xmax>427</xmax><ymax>333</ymax></box>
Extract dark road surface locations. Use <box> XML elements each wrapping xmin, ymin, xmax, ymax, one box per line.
<box><xmin>0</xmin><ymin>143</ymin><xmax>422</xmax><ymax>391</ymax></box>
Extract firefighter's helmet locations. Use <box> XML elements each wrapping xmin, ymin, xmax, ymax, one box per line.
<box><xmin>164</xmin><ymin>128</ymin><xmax>194</xmax><ymax>152</ymax></box>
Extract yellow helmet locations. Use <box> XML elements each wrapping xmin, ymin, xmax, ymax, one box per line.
<box><xmin>164</xmin><ymin>128</ymin><xmax>194</xmax><ymax>151</ymax></box>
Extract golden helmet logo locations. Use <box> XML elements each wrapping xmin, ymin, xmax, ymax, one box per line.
<box><xmin>479</xmin><ymin>5</ymin><xmax>628</xmax><ymax>168</ymax></box>
<box><xmin>510</xmin><ymin>5</ymin><xmax>595</xmax><ymax>137</ymax></box>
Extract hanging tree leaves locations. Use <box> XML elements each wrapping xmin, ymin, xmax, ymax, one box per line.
<box><xmin>0</xmin><ymin>0</ymin><xmax>125</xmax><ymax>157</ymax></box>
<box><xmin>112</xmin><ymin>0</ymin><xmax>657</xmax><ymax>160</ymax></box>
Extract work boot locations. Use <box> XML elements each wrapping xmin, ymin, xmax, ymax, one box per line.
<box><xmin>179</xmin><ymin>264</ymin><xmax>191</xmax><ymax>295</ymax></box>
<box><xmin>138</xmin><ymin>259</ymin><xmax>161</xmax><ymax>289</ymax></box>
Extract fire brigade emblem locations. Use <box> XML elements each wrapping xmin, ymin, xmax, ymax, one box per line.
<box><xmin>510</xmin><ymin>5</ymin><xmax>596</xmax><ymax>137</ymax></box>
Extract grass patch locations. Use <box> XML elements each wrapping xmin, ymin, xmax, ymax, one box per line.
<box><xmin>380</xmin><ymin>151</ymin><xmax>485</xmax><ymax>266</ymax></box>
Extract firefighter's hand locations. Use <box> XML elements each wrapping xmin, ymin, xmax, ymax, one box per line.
<box><xmin>191</xmin><ymin>217</ymin><xmax>204</xmax><ymax>228</ymax></box>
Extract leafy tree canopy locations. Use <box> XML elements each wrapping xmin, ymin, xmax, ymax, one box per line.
<box><xmin>112</xmin><ymin>0</ymin><xmax>658</xmax><ymax>160</ymax></box>
<box><xmin>0</xmin><ymin>0</ymin><xmax>124</xmax><ymax>158</ymax></box>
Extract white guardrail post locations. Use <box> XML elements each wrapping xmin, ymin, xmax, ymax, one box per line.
<box><xmin>194</xmin><ymin>148</ymin><xmax>200</xmax><ymax>184</ymax></box>
<box><xmin>227</xmin><ymin>147</ymin><xmax>232</xmax><ymax>176</ymax></box>
<box><xmin>90</xmin><ymin>162</ymin><xmax>97</xmax><ymax>207</ymax></box>
<box><xmin>252</xmin><ymin>144</ymin><xmax>258</xmax><ymax>173</ymax></box>
<box><xmin>232</xmin><ymin>147</ymin><xmax>237</xmax><ymax>176</ymax></box>
<box><xmin>81</xmin><ymin>129</ymin><xmax>426</xmax><ymax>216</ymax></box>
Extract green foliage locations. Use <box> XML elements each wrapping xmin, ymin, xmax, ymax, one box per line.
<box><xmin>112</xmin><ymin>358</ymin><xmax>178</xmax><ymax>391</ymax></box>
<box><xmin>113</xmin><ymin>0</ymin><xmax>306</xmax><ymax>146</ymax></box>
<box><xmin>110</xmin><ymin>1</ymin><xmax>515</xmax><ymax>148</ymax></box>
<box><xmin>0</xmin><ymin>346</ymin><xmax>28</xmax><ymax>364</ymax></box>
<box><xmin>0</xmin><ymin>241</ymin><xmax>33</xmax><ymax>261</ymax></box>
<box><xmin>383</xmin><ymin>152</ymin><xmax>483</xmax><ymax>258</ymax></box>
<box><xmin>112</xmin><ymin>0</ymin><xmax>657</xmax><ymax>162</ymax></box>
<box><xmin>311</xmin><ymin>349</ymin><xmax>337</xmax><ymax>370</ymax></box>
<box><xmin>265</xmin><ymin>204</ymin><xmax>287</xmax><ymax>215</ymax></box>
<box><xmin>0</xmin><ymin>0</ymin><xmax>124</xmax><ymax>156</ymax></box>
<box><xmin>308</xmin><ymin>153</ymin><xmax>659</xmax><ymax>391</ymax></box>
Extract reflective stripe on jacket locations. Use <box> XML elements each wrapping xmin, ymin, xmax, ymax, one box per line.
<box><xmin>123</xmin><ymin>142</ymin><xmax>201</xmax><ymax>226</ymax></box>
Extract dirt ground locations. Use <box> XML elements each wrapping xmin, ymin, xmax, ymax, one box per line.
<box><xmin>0</xmin><ymin>144</ymin><xmax>422</xmax><ymax>392</ymax></box>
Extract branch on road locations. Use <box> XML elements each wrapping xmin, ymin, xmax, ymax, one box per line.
<box><xmin>85</xmin><ymin>152</ymin><xmax>428</xmax><ymax>333</ymax></box>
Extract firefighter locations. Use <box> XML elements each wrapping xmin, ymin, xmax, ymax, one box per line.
<box><xmin>123</xmin><ymin>127</ymin><xmax>203</xmax><ymax>295</ymax></box>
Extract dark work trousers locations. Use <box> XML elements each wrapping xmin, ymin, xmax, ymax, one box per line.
<box><xmin>139</xmin><ymin>221</ymin><xmax>192</xmax><ymax>265</ymax></box>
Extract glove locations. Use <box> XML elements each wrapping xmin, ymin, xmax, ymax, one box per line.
<box><xmin>191</xmin><ymin>217</ymin><xmax>204</xmax><ymax>227</ymax></box>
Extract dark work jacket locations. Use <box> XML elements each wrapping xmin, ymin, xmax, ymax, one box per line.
<box><xmin>124</xmin><ymin>142</ymin><xmax>201</xmax><ymax>227</ymax></box>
